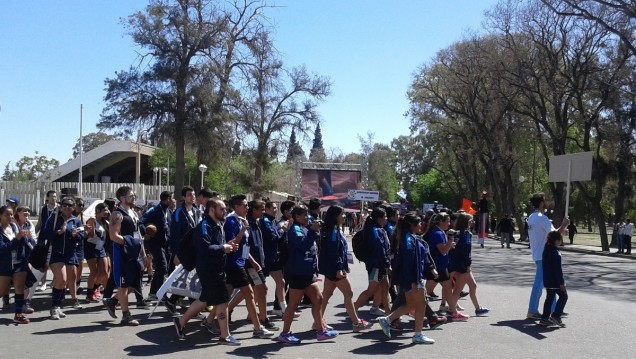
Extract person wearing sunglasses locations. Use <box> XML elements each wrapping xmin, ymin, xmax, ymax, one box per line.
<box><xmin>43</xmin><ymin>197</ymin><xmax>85</xmax><ymax>320</ymax></box>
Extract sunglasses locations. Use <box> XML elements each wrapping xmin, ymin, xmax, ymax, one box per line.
<box><xmin>61</xmin><ymin>203</ymin><xmax>74</xmax><ymax>208</ymax></box>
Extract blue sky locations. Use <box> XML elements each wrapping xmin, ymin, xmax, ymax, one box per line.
<box><xmin>0</xmin><ymin>0</ymin><xmax>499</xmax><ymax>169</ymax></box>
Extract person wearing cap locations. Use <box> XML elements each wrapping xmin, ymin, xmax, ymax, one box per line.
<box><xmin>43</xmin><ymin>197</ymin><xmax>86</xmax><ymax>319</ymax></box>
<box><xmin>6</xmin><ymin>197</ymin><xmax>19</xmax><ymax>211</ymax></box>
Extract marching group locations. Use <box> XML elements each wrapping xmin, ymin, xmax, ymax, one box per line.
<box><xmin>0</xmin><ymin>185</ymin><xmax>497</xmax><ymax>347</ymax></box>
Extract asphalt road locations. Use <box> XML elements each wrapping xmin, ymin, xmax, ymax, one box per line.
<box><xmin>2</xmin><ymin>237</ymin><xmax>635</xmax><ymax>359</ymax></box>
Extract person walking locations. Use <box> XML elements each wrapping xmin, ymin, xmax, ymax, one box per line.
<box><xmin>526</xmin><ymin>193</ymin><xmax>568</xmax><ymax>320</ymax></box>
<box><xmin>566</xmin><ymin>218</ymin><xmax>577</xmax><ymax>245</ymax></box>
<box><xmin>624</xmin><ymin>219</ymin><xmax>633</xmax><ymax>255</ymax></box>
<box><xmin>539</xmin><ymin>231</ymin><xmax>568</xmax><ymax>328</ymax></box>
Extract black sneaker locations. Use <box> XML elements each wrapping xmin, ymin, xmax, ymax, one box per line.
<box><xmin>103</xmin><ymin>298</ymin><xmax>118</xmax><ymax>319</ymax></box>
<box><xmin>260</xmin><ymin>318</ymin><xmax>280</xmax><ymax>331</ymax></box>
<box><xmin>427</xmin><ymin>292</ymin><xmax>438</xmax><ymax>299</ymax></box>
<box><xmin>459</xmin><ymin>291</ymin><xmax>469</xmax><ymax>298</ymax></box>
<box><xmin>136</xmin><ymin>301</ymin><xmax>150</xmax><ymax>310</ymax></box>
<box><xmin>164</xmin><ymin>300</ymin><xmax>177</xmax><ymax>316</ymax></box>
<box><xmin>173</xmin><ymin>317</ymin><xmax>185</xmax><ymax>339</ymax></box>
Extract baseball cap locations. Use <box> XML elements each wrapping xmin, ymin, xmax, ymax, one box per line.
<box><xmin>6</xmin><ymin>197</ymin><xmax>19</xmax><ymax>205</ymax></box>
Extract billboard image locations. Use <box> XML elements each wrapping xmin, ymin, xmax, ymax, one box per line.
<box><xmin>301</xmin><ymin>169</ymin><xmax>362</xmax><ymax>210</ymax></box>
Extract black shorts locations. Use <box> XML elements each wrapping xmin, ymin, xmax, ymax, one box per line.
<box><xmin>287</xmin><ymin>275</ymin><xmax>315</xmax><ymax>290</ymax></box>
<box><xmin>200</xmin><ymin>274</ymin><xmax>229</xmax><ymax>306</ymax></box>
<box><xmin>246</xmin><ymin>268</ymin><xmax>266</xmax><ymax>286</ymax></box>
<box><xmin>225</xmin><ymin>267</ymin><xmax>250</xmax><ymax>289</ymax></box>
<box><xmin>434</xmin><ymin>268</ymin><xmax>451</xmax><ymax>283</ymax></box>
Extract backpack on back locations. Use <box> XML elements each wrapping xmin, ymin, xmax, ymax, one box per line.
<box><xmin>352</xmin><ymin>230</ymin><xmax>370</xmax><ymax>263</ymax></box>
<box><xmin>178</xmin><ymin>227</ymin><xmax>196</xmax><ymax>271</ymax></box>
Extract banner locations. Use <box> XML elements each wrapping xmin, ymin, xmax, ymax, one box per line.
<box><xmin>148</xmin><ymin>265</ymin><xmax>202</xmax><ymax>318</ymax></box>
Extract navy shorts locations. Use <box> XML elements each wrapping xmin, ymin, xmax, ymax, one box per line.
<box><xmin>199</xmin><ymin>274</ymin><xmax>230</xmax><ymax>306</ymax></box>
<box><xmin>434</xmin><ymin>268</ymin><xmax>451</xmax><ymax>283</ymax></box>
<box><xmin>287</xmin><ymin>275</ymin><xmax>315</xmax><ymax>290</ymax></box>
<box><xmin>225</xmin><ymin>267</ymin><xmax>250</xmax><ymax>289</ymax></box>
<box><xmin>0</xmin><ymin>262</ymin><xmax>28</xmax><ymax>277</ymax></box>
<box><xmin>50</xmin><ymin>251</ymin><xmax>79</xmax><ymax>267</ymax></box>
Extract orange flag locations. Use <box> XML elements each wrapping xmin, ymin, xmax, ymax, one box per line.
<box><xmin>462</xmin><ymin>198</ymin><xmax>478</xmax><ymax>215</ymax></box>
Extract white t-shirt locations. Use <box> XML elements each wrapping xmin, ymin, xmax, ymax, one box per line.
<box><xmin>625</xmin><ymin>223</ymin><xmax>633</xmax><ymax>237</ymax></box>
<box><xmin>527</xmin><ymin>210</ymin><xmax>555</xmax><ymax>262</ymax></box>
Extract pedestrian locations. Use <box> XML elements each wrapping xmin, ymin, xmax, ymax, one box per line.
<box><xmin>539</xmin><ymin>231</ymin><xmax>568</xmax><ymax>328</ymax></box>
<box><xmin>84</xmin><ymin>203</ymin><xmax>111</xmax><ymax>303</ymax></box>
<box><xmin>43</xmin><ymin>197</ymin><xmax>85</xmax><ymax>319</ymax></box>
<box><xmin>0</xmin><ymin>205</ymin><xmax>33</xmax><ymax>324</ymax></box>
<box><xmin>498</xmin><ymin>214</ymin><xmax>514</xmax><ymax>249</ymax></box>
<box><xmin>526</xmin><ymin>193</ymin><xmax>569</xmax><ymax>320</ymax></box>
<box><xmin>477</xmin><ymin>191</ymin><xmax>489</xmax><ymax>248</ymax></box>
<box><xmin>616</xmin><ymin>219</ymin><xmax>625</xmax><ymax>254</ymax></box>
<box><xmin>566</xmin><ymin>218</ymin><xmax>577</xmax><ymax>245</ymax></box>
<box><xmin>278</xmin><ymin>205</ymin><xmax>338</xmax><ymax>345</ymax></box>
<box><xmin>35</xmin><ymin>190</ymin><xmax>57</xmax><ymax>291</ymax></box>
<box><xmin>172</xmin><ymin>198</ymin><xmax>241</xmax><ymax>345</ymax></box>
<box><xmin>319</xmin><ymin>205</ymin><xmax>373</xmax><ymax>332</ymax></box>
<box><xmin>624</xmin><ymin>219</ymin><xmax>633</xmax><ymax>255</ymax></box>
<box><xmin>377</xmin><ymin>212</ymin><xmax>436</xmax><ymax>344</ymax></box>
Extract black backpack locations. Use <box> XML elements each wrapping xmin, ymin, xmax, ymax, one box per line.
<box><xmin>352</xmin><ymin>230</ymin><xmax>370</xmax><ymax>262</ymax></box>
<box><xmin>178</xmin><ymin>227</ymin><xmax>196</xmax><ymax>271</ymax></box>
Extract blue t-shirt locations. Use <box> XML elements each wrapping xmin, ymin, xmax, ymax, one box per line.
<box><xmin>223</xmin><ymin>214</ymin><xmax>248</xmax><ymax>269</ymax></box>
<box><xmin>427</xmin><ymin>228</ymin><xmax>449</xmax><ymax>270</ymax></box>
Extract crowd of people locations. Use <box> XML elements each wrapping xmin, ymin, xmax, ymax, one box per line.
<box><xmin>3</xmin><ymin>187</ymin><xmax>594</xmax><ymax>347</ymax></box>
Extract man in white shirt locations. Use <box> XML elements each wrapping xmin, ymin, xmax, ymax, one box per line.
<box><xmin>526</xmin><ymin>193</ymin><xmax>568</xmax><ymax>319</ymax></box>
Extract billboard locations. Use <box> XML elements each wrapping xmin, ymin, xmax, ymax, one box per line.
<box><xmin>301</xmin><ymin>169</ymin><xmax>362</xmax><ymax>210</ymax></box>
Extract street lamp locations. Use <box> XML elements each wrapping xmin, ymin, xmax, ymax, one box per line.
<box><xmin>198</xmin><ymin>164</ymin><xmax>208</xmax><ymax>190</ymax></box>
<box><xmin>153</xmin><ymin>167</ymin><xmax>159</xmax><ymax>186</ymax></box>
<box><xmin>162</xmin><ymin>167</ymin><xmax>168</xmax><ymax>188</ymax></box>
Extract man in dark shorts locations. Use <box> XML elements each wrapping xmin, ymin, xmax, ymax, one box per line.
<box><xmin>172</xmin><ymin>198</ymin><xmax>240</xmax><ymax>345</ymax></box>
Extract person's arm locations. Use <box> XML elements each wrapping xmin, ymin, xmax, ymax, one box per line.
<box><xmin>557</xmin><ymin>217</ymin><xmax>570</xmax><ymax>236</ymax></box>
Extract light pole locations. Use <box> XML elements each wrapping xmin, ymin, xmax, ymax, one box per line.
<box><xmin>198</xmin><ymin>164</ymin><xmax>208</xmax><ymax>190</ymax></box>
<box><xmin>153</xmin><ymin>167</ymin><xmax>159</xmax><ymax>186</ymax></box>
<box><xmin>162</xmin><ymin>167</ymin><xmax>168</xmax><ymax>189</ymax></box>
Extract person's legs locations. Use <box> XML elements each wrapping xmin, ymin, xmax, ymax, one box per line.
<box><xmin>50</xmin><ymin>262</ymin><xmax>67</xmax><ymax>313</ymax></box>
<box><xmin>66</xmin><ymin>265</ymin><xmax>77</xmax><ymax>301</ymax></box>
<box><xmin>149</xmin><ymin>246</ymin><xmax>167</xmax><ymax>296</ymax></box>
<box><xmin>270</xmin><ymin>270</ymin><xmax>286</xmax><ymax>313</ymax></box>
<box><xmin>552</xmin><ymin>289</ymin><xmax>568</xmax><ymax>318</ymax></box>
<box><xmin>320</xmin><ymin>278</ymin><xmax>337</xmax><ymax>317</ymax></box>
<box><xmin>405</xmin><ymin>287</ymin><xmax>425</xmax><ymax>334</ymax></box>
<box><xmin>354</xmin><ymin>281</ymin><xmax>379</xmax><ymax>310</ymax></box>
<box><xmin>177</xmin><ymin>299</ymin><xmax>207</xmax><ymax>328</ymax></box>
<box><xmin>335</xmin><ymin>278</ymin><xmax>362</xmax><ymax>324</ymax></box>
<box><xmin>617</xmin><ymin>234</ymin><xmax>624</xmax><ymax>253</ymax></box>
<box><xmin>626</xmin><ymin>235</ymin><xmax>632</xmax><ymax>254</ymax></box>
<box><xmin>449</xmin><ymin>273</ymin><xmax>468</xmax><ymax>314</ymax></box>
<box><xmin>528</xmin><ymin>260</ymin><xmax>543</xmax><ymax>315</ymax></box>
<box><xmin>254</xmin><ymin>283</ymin><xmax>268</xmax><ymax>321</ymax></box>
<box><xmin>239</xmin><ymin>285</ymin><xmax>262</xmax><ymax>331</ymax></box>
<box><xmin>541</xmin><ymin>289</ymin><xmax>557</xmax><ymax>319</ymax></box>
<box><xmin>86</xmin><ymin>259</ymin><xmax>98</xmax><ymax>300</ymax></box>
<box><xmin>466</xmin><ymin>272</ymin><xmax>481</xmax><ymax>309</ymax></box>
<box><xmin>12</xmin><ymin>272</ymin><xmax>27</xmax><ymax>317</ymax></box>
<box><xmin>305</xmin><ymin>282</ymin><xmax>324</xmax><ymax>331</ymax></box>
<box><xmin>281</xmin><ymin>288</ymin><xmax>303</xmax><ymax>333</ymax></box>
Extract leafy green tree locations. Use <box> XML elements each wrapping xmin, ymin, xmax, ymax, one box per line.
<box><xmin>72</xmin><ymin>132</ymin><xmax>116</xmax><ymax>159</ymax></box>
<box><xmin>4</xmin><ymin>152</ymin><xmax>60</xmax><ymax>182</ymax></box>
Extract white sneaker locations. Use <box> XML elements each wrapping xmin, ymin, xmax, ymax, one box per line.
<box><xmin>50</xmin><ymin>308</ymin><xmax>60</xmax><ymax>320</ymax></box>
<box><xmin>253</xmin><ymin>327</ymin><xmax>275</xmax><ymax>338</ymax></box>
<box><xmin>369</xmin><ymin>307</ymin><xmax>386</xmax><ymax>316</ymax></box>
<box><xmin>57</xmin><ymin>308</ymin><xmax>67</xmax><ymax>318</ymax></box>
<box><xmin>37</xmin><ymin>283</ymin><xmax>48</xmax><ymax>292</ymax></box>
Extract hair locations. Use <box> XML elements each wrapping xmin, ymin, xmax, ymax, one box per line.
<box><xmin>545</xmin><ymin>230</ymin><xmax>562</xmax><ymax>249</ymax></box>
<box><xmin>16</xmin><ymin>206</ymin><xmax>31</xmax><ymax>214</ymax></box>
<box><xmin>384</xmin><ymin>205</ymin><xmax>398</xmax><ymax>219</ymax></box>
<box><xmin>291</xmin><ymin>205</ymin><xmax>308</xmax><ymax>220</ymax></box>
<box><xmin>364</xmin><ymin>207</ymin><xmax>387</xmax><ymax>230</ymax></box>
<box><xmin>230</xmin><ymin>194</ymin><xmax>247</xmax><ymax>209</ymax></box>
<box><xmin>205</xmin><ymin>197</ymin><xmax>224</xmax><ymax>213</ymax></box>
<box><xmin>455</xmin><ymin>212</ymin><xmax>472</xmax><ymax>232</ymax></box>
<box><xmin>160</xmin><ymin>191</ymin><xmax>173</xmax><ymax>202</ymax></box>
<box><xmin>391</xmin><ymin>211</ymin><xmax>421</xmax><ymax>255</ymax></box>
<box><xmin>280</xmin><ymin>200</ymin><xmax>295</xmax><ymax>214</ymax></box>
<box><xmin>116</xmin><ymin>186</ymin><xmax>132</xmax><ymax>201</ymax></box>
<box><xmin>95</xmin><ymin>203</ymin><xmax>108</xmax><ymax>213</ymax></box>
<box><xmin>197</xmin><ymin>188</ymin><xmax>215</xmax><ymax>198</ymax></box>
<box><xmin>0</xmin><ymin>205</ymin><xmax>12</xmax><ymax>219</ymax></box>
<box><xmin>60</xmin><ymin>197</ymin><xmax>76</xmax><ymax>207</ymax></box>
<box><xmin>247</xmin><ymin>199</ymin><xmax>265</xmax><ymax>217</ymax></box>
<box><xmin>181</xmin><ymin>186</ymin><xmax>195</xmax><ymax>198</ymax></box>
<box><xmin>308</xmin><ymin>198</ymin><xmax>321</xmax><ymax>211</ymax></box>
<box><xmin>322</xmin><ymin>205</ymin><xmax>344</xmax><ymax>232</ymax></box>
<box><xmin>265</xmin><ymin>201</ymin><xmax>277</xmax><ymax>210</ymax></box>
<box><xmin>530</xmin><ymin>193</ymin><xmax>545</xmax><ymax>209</ymax></box>
<box><xmin>104</xmin><ymin>198</ymin><xmax>117</xmax><ymax>212</ymax></box>
<box><xmin>75</xmin><ymin>197</ymin><xmax>84</xmax><ymax>206</ymax></box>
<box><xmin>46</xmin><ymin>190</ymin><xmax>56</xmax><ymax>198</ymax></box>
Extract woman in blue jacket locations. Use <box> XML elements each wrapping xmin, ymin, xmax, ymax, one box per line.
<box><xmin>448</xmin><ymin>213</ymin><xmax>490</xmax><ymax>318</ymax></box>
<box><xmin>319</xmin><ymin>205</ymin><xmax>372</xmax><ymax>332</ymax></box>
<box><xmin>353</xmin><ymin>208</ymin><xmax>391</xmax><ymax>317</ymax></box>
<box><xmin>279</xmin><ymin>205</ymin><xmax>338</xmax><ymax>345</ymax></box>
<box><xmin>44</xmin><ymin>197</ymin><xmax>86</xmax><ymax>319</ymax></box>
<box><xmin>377</xmin><ymin>212</ymin><xmax>435</xmax><ymax>344</ymax></box>
<box><xmin>0</xmin><ymin>205</ymin><xmax>31</xmax><ymax>324</ymax></box>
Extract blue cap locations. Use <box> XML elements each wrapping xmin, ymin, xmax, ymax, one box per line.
<box><xmin>7</xmin><ymin>196</ymin><xmax>19</xmax><ymax>205</ymax></box>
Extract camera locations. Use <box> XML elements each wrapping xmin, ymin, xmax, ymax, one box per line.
<box><xmin>447</xmin><ymin>229</ymin><xmax>457</xmax><ymax>236</ymax></box>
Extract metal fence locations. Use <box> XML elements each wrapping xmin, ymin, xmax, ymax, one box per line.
<box><xmin>0</xmin><ymin>181</ymin><xmax>168</xmax><ymax>215</ymax></box>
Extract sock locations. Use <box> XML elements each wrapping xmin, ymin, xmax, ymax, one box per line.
<box><xmin>279</xmin><ymin>301</ymin><xmax>287</xmax><ymax>313</ymax></box>
<box><xmin>14</xmin><ymin>294</ymin><xmax>25</xmax><ymax>314</ymax></box>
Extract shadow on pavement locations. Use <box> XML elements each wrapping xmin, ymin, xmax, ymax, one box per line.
<box><xmin>32</xmin><ymin>320</ymin><xmax>119</xmax><ymax>335</ymax></box>
<box><xmin>490</xmin><ymin>319</ymin><xmax>557</xmax><ymax>340</ymax></box>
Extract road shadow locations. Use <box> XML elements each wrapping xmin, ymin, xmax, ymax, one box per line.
<box><xmin>490</xmin><ymin>319</ymin><xmax>558</xmax><ymax>340</ymax></box>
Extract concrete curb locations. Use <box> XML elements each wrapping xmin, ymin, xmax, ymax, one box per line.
<box><xmin>492</xmin><ymin>235</ymin><xmax>636</xmax><ymax>260</ymax></box>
